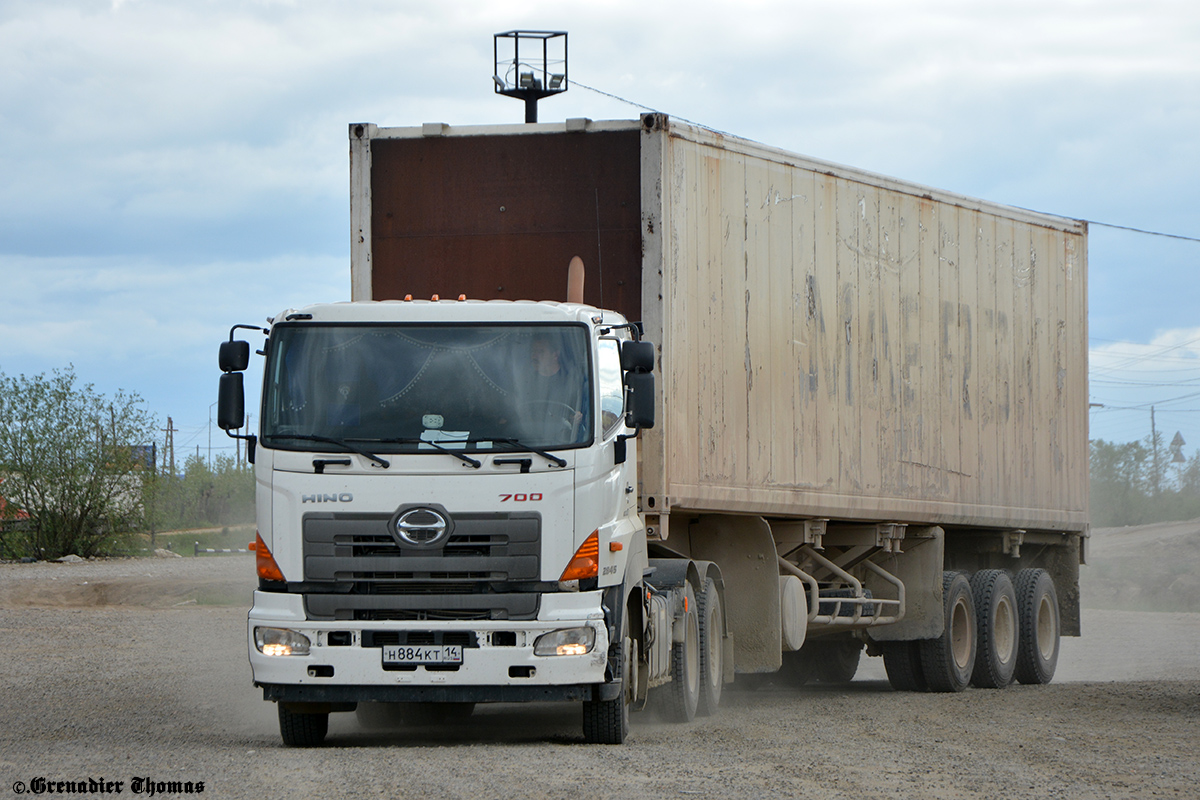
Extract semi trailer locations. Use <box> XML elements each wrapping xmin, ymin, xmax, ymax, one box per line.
<box><xmin>217</xmin><ymin>114</ymin><xmax>1088</xmax><ymax>745</ymax></box>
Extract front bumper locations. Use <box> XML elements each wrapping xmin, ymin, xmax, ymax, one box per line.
<box><xmin>247</xmin><ymin>589</ymin><xmax>612</xmax><ymax>699</ymax></box>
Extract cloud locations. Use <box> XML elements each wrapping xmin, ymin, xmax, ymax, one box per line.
<box><xmin>1090</xmin><ymin>327</ymin><xmax>1200</xmax><ymax>447</ymax></box>
<box><xmin>2</xmin><ymin>0</ymin><xmax>1199</xmax><ymax>446</ymax></box>
<box><xmin>0</xmin><ymin>251</ymin><xmax>345</xmax><ymax>431</ymax></box>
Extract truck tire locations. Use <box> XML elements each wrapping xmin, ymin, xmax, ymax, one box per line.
<box><xmin>278</xmin><ymin>704</ymin><xmax>329</xmax><ymax>747</ymax></box>
<box><xmin>407</xmin><ymin>702</ymin><xmax>476</xmax><ymax>724</ymax></box>
<box><xmin>696</xmin><ymin>578</ymin><xmax>724</xmax><ymax>716</ymax></box>
<box><xmin>1014</xmin><ymin>568</ymin><xmax>1060</xmax><ymax>685</ymax></box>
<box><xmin>582</xmin><ymin>606</ymin><xmax>631</xmax><ymax>743</ymax></box>
<box><xmin>663</xmin><ymin>582</ymin><xmax>700</xmax><ymax>723</ymax></box>
<box><xmin>813</xmin><ymin>639</ymin><xmax>863</xmax><ymax>684</ymax></box>
<box><xmin>355</xmin><ymin>701</ymin><xmax>400</xmax><ymax>729</ymax></box>
<box><xmin>882</xmin><ymin>640</ymin><xmax>927</xmax><ymax>692</ymax></box>
<box><xmin>970</xmin><ymin>569</ymin><xmax>1018</xmax><ymax>688</ymax></box>
<box><xmin>919</xmin><ymin>571</ymin><xmax>976</xmax><ymax>693</ymax></box>
<box><xmin>778</xmin><ymin>647</ymin><xmax>816</xmax><ymax>688</ymax></box>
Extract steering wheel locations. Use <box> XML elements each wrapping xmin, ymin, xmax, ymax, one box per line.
<box><xmin>520</xmin><ymin>400</ymin><xmax>581</xmax><ymax>437</ymax></box>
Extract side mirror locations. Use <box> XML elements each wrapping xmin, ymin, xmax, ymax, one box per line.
<box><xmin>219</xmin><ymin>340</ymin><xmax>250</xmax><ymax>372</ymax></box>
<box><xmin>624</xmin><ymin>372</ymin><xmax>655</xmax><ymax>429</ymax></box>
<box><xmin>217</xmin><ymin>372</ymin><xmax>245</xmax><ymax>430</ymax></box>
<box><xmin>620</xmin><ymin>340</ymin><xmax>655</xmax><ymax>373</ymax></box>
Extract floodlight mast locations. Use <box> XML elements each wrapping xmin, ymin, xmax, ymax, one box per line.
<box><xmin>493</xmin><ymin>30</ymin><xmax>568</xmax><ymax>123</ymax></box>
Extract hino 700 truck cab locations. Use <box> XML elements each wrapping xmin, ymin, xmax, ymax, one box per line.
<box><xmin>217</xmin><ymin>297</ymin><xmax>674</xmax><ymax>746</ymax></box>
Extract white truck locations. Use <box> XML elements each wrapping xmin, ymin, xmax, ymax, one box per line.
<box><xmin>217</xmin><ymin>114</ymin><xmax>1089</xmax><ymax>746</ymax></box>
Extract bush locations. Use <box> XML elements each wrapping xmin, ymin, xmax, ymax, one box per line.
<box><xmin>1091</xmin><ymin>438</ymin><xmax>1200</xmax><ymax>527</ymax></box>
<box><xmin>146</xmin><ymin>453</ymin><xmax>255</xmax><ymax>532</ymax></box>
<box><xmin>0</xmin><ymin>367</ymin><xmax>157</xmax><ymax>559</ymax></box>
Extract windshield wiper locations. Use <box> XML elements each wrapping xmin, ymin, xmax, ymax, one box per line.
<box><xmin>264</xmin><ymin>434</ymin><xmax>390</xmax><ymax>468</ymax></box>
<box><xmin>492</xmin><ymin>438</ymin><xmax>568</xmax><ymax>468</ymax></box>
<box><xmin>376</xmin><ymin>438</ymin><xmax>482</xmax><ymax>469</ymax></box>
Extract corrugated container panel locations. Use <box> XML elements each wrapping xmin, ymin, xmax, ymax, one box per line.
<box><xmin>353</xmin><ymin>117</ymin><xmax>1087</xmax><ymax>534</ymax></box>
<box><xmin>647</xmin><ymin>121</ymin><xmax>1087</xmax><ymax>532</ymax></box>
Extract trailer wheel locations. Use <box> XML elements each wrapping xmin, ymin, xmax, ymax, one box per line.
<box><xmin>919</xmin><ymin>571</ymin><xmax>976</xmax><ymax>692</ymax></box>
<box><xmin>582</xmin><ymin>605</ymin><xmax>631</xmax><ymax>743</ymax></box>
<box><xmin>778</xmin><ymin>647</ymin><xmax>815</xmax><ymax>687</ymax></box>
<box><xmin>278</xmin><ymin>704</ymin><xmax>329</xmax><ymax>747</ymax></box>
<box><xmin>355</xmin><ymin>701</ymin><xmax>400</xmax><ymax>730</ymax></box>
<box><xmin>1014</xmin><ymin>568</ymin><xmax>1060</xmax><ymax>685</ymax></box>
<box><xmin>882</xmin><ymin>640</ymin><xmax>927</xmax><ymax>692</ymax></box>
<box><xmin>814</xmin><ymin>639</ymin><xmax>863</xmax><ymax>684</ymax></box>
<box><xmin>696</xmin><ymin>578</ymin><xmax>724</xmax><ymax>716</ymax></box>
<box><xmin>407</xmin><ymin>702</ymin><xmax>476</xmax><ymax>724</ymax></box>
<box><xmin>970</xmin><ymin>569</ymin><xmax>1018</xmax><ymax>688</ymax></box>
<box><xmin>664</xmin><ymin>582</ymin><xmax>700</xmax><ymax>723</ymax></box>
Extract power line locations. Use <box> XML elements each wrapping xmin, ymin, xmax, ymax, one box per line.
<box><xmin>1090</xmin><ymin>333</ymin><xmax>1200</xmax><ymax>365</ymax></box>
<box><xmin>1094</xmin><ymin>362</ymin><xmax>1200</xmax><ymax>376</ymax></box>
<box><xmin>1085</xmin><ymin>220</ymin><xmax>1200</xmax><ymax>244</ymax></box>
<box><xmin>573</xmin><ymin>80</ymin><xmax>1200</xmax><ymax>247</ymax></box>
<box><xmin>1099</xmin><ymin>390</ymin><xmax>1200</xmax><ymax>411</ymax></box>
<box><xmin>569</xmin><ymin>81</ymin><xmax>766</xmax><ymax>148</ymax></box>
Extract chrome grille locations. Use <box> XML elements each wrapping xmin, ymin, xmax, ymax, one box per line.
<box><xmin>300</xmin><ymin>511</ymin><xmax>541</xmax><ymax>621</ymax></box>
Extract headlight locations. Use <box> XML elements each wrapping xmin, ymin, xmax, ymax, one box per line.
<box><xmin>254</xmin><ymin>627</ymin><xmax>311</xmax><ymax>656</ymax></box>
<box><xmin>533</xmin><ymin>627</ymin><xmax>596</xmax><ymax>656</ymax></box>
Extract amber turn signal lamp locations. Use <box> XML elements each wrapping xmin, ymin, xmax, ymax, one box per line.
<box><xmin>255</xmin><ymin>532</ymin><xmax>285</xmax><ymax>582</ymax></box>
<box><xmin>559</xmin><ymin>531</ymin><xmax>600</xmax><ymax>581</ymax></box>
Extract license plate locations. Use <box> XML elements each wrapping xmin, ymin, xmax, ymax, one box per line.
<box><xmin>382</xmin><ymin>645</ymin><xmax>464</xmax><ymax>665</ymax></box>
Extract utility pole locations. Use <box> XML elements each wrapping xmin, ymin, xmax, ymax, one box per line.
<box><xmin>1151</xmin><ymin>406</ymin><xmax>1160</xmax><ymax>497</ymax></box>
<box><xmin>161</xmin><ymin>417</ymin><xmax>177</xmax><ymax>477</ymax></box>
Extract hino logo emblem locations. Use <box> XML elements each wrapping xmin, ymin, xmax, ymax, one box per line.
<box><xmin>391</xmin><ymin>507</ymin><xmax>452</xmax><ymax>547</ymax></box>
<box><xmin>302</xmin><ymin>493</ymin><xmax>353</xmax><ymax>503</ymax></box>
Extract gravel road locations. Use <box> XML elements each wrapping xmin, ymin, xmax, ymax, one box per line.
<box><xmin>1</xmin><ymin>555</ymin><xmax>1198</xmax><ymax>800</ymax></box>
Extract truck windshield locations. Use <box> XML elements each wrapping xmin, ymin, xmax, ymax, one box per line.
<box><xmin>260</xmin><ymin>323</ymin><xmax>593</xmax><ymax>453</ymax></box>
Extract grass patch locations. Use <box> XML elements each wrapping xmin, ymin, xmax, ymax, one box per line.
<box><xmin>118</xmin><ymin>524</ymin><xmax>256</xmax><ymax>557</ymax></box>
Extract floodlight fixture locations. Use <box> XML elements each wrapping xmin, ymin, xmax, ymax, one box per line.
<box><xmin>493</xmin><ymin>30</ymin><xmax>568</xmax><ymax>123</ymax></box>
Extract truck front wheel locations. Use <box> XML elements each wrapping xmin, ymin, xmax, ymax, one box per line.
<box><xmin>278</xmin><ymin>704</ymin><xmax>329</xmax><ymax>747</ymax></box>
<box><xmin>582</xmin><ymin>610</ymin><xmax>631</xmax><ymax>743</ymax></box>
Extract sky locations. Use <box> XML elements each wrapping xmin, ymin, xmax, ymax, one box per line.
<box><xmin>1</xmin><ymin>0</ymin><xmax>1198</xmax><ymax>469</ymax></box>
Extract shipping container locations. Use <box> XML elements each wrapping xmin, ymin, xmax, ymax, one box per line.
<box><xmin>350</xmin><ymin>114</ymin><xmax>1088</xmax><ymax>538</ymax></box>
